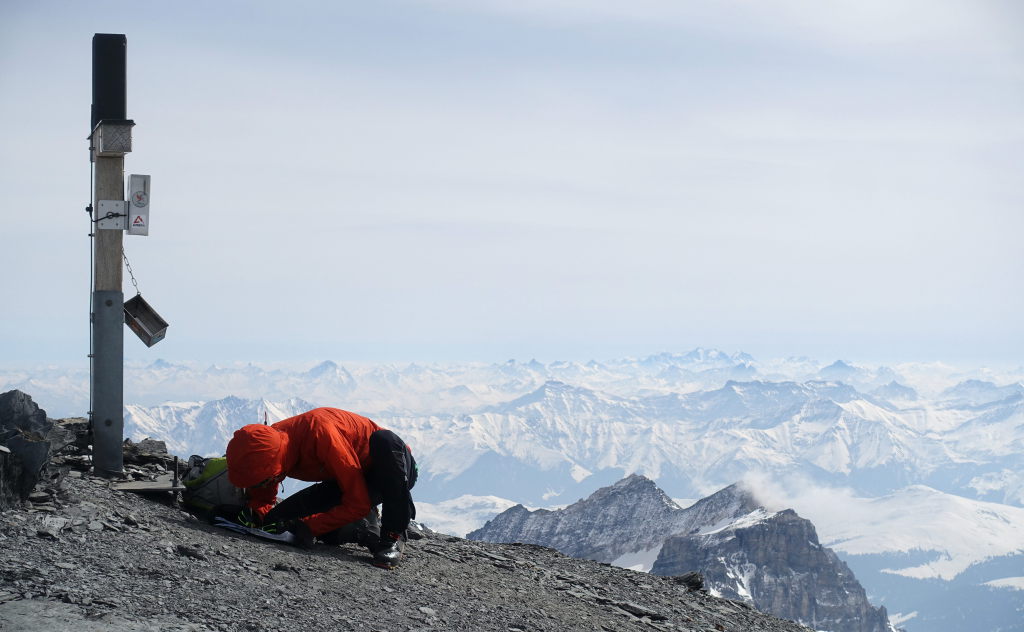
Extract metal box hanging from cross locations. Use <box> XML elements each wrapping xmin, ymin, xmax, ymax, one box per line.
<box><xmin>126</xmin><ymin>174</ymin><xmax>150</xmax><ymax>236</ymax></box>
<box><xmin>124</xmin><ymin>294</ymin><xmax>168</xmax><ymax>347</ymax></box>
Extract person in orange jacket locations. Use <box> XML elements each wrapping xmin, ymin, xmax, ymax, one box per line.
<box><xmin>225</xmin><ymin>407</ymin><xmax>417</xmax><ymax>568</ymax></box>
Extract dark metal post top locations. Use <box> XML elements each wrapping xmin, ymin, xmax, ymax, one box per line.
<box><xmin>91</xmin><ymin>34</ymin><xmax>128</xmax><ymax>131</ymax></box>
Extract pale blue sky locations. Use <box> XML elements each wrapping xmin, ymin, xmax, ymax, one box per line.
<box><xmin>1</xmin><ymin>1</ymin><xmax>1022</xmax><ymax>366</ymax></box>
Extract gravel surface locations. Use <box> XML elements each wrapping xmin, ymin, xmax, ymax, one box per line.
<box><xmin>0</xmin><ymin>472</ymin><xmax>813</xmax><ymax>632</ymax></box>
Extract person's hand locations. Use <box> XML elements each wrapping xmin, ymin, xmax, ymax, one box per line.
<box><xmin>286</xmin><ymin>520</ymin><xmax>314</xmax><ymax>548</ymax></box>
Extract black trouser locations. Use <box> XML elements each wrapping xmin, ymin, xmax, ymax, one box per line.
<box><xmin>366</xmin><ymin>428</ymin><xmax>417</xmax><ymax>535</ymax></box>
<box><xmin>264</xmin><ymin>429</ymin><xmax>417</xmax><ymax>536</ymax></box>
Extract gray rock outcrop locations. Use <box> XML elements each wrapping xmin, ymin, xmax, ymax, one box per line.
<box><xmin>469</xmin><ymin>474</ymin><xmax>760</xmax><ymax>563</ymax></box>
<box><xmin>1</xmin><ymin>390</ymin><xmax>92</xmax><ymax>510</ymax></box>
<box><xmin>653</xmin><ymin>509</ymin><xmax>891</xmax><ymax>632</ymax></box>
<box><xmin>1</xmin><ymin>390</ymin><xmax>56</xmax><ymax>507</ymax></box>
<box><xmin>469</xmin><ymin>474</ymin><xmax>699</xmax><ymax>562</ymax></box>
<box><xmin>470</xmin><ymin>475</ymin><xmax>892</xmax><ymax>632</ymax></box>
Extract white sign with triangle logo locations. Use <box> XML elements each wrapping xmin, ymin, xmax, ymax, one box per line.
<box><xmin>126</xmin><ymin>174</ymin><xmax>150</xmax><ymax>236</ymax></box>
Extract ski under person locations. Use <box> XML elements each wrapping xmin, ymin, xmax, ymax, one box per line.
<box><xmin>224</xmin><ymin>407</ymin><xmax>417</xmax><ymax>569</ymax></box>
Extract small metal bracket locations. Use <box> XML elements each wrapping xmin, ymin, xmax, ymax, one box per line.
<box><xmin>97</xmin><ymin>200</ymin><xmax>127</xmax><ymax>230</ymax></box>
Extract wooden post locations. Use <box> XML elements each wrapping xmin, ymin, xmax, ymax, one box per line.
<box><xmin>90</xmin><ymin>34</ymin><xmax>131</xmax><ymax>477</ymax></box>
<box><xmin>94</xmin><ymin>157</ymin><xmax>124</xmax><ymax>291</ymax></box>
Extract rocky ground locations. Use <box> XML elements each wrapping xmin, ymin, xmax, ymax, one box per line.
<box><xmin>0</xmin><ymin>468</ymin><xmax>816</xmax><ymax>632</ymax></box>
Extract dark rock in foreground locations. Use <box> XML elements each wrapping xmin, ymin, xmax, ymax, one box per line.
<box><xmin>0</xmin><ymin>390</ymin><xmax>171</xmax><ymax>513</ymax></box>
<box><xmin>1</xmin><ymin>390</ymin><xmax>89</xmax><ymax>509</ymax></box>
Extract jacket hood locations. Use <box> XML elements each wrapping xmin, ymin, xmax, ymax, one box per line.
<box><xmin>226</xmin><ymin>424</ymin><xmax>288</xmax><ymax>488</ymax></box>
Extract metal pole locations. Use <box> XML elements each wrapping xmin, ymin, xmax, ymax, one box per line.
<box><xmin>90</xmin><ymin>34</ymin><xmax>130</xmax><ymax>477</ymax></box>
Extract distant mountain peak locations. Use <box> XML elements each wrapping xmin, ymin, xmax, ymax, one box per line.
<box><xmin>871</xmin><ymin>380</ymin><xmax>919</xmax><ymax>402</ymax></box>
<box><xmin>470</xmin><ymin>474</ymin><xmax>689</xmax><ymax>562</ymax></box>
<box><xmin>940</xmin><ymin>379</ymin><xmax>1024</xmax><ymax>406</ymax></box>
<box><xmin>306</xmin><ymin>360</ymin><xmax>339</xmax><ymax>377</ymax></box>
<box><xmin>637</xmin><ymin>348</ymin><xmax>751</xmax><ymax>370</ymax></box>
<box><xmin>680</xmin><ymin>482</ymin><xmax>762</xmax><ymax>527</ymax></box>
<box><xmin>491</xmin><ymin>380</ymin><xmax>603</xmax><ymax>412</ymax></box>
<box><xmin>954</xmin><ymin>378</ymin><xmax>995</xmax><ymax>388</ymax></box>
<box><xmin>612</xmin><ymin>472</ymin><xmax>655</xmax><ymax>488</ymax></box>
<box><xmin>818</xmin><ymin>360</ymin><xmax>860</xmax><ymax>382</ymax></box>
<box><xmin>594</xmin><ymin>473</ymin><xmax>676</xmax><ymax>508</ymax></box>
<box><xmin>530</xmin><ymin>379</ymin><xmax>577</xmax><ymax>398</ymax></box>
<box><xmin>302</xmin><ymin>361</ymin><xmax>355</xmax><ymax>388</ymax></box>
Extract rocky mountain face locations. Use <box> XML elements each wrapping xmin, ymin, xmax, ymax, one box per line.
<box><xmin>653</xmin><ymin>510</ymin><xmax>890</xmax><ymax>632</ymax></box>
<box><xmin>0</xmin><ymin>420</ymin><xmax>817</xmax><ymax>632</ymax></box>
<box><xmin>470</xmin><ymin>475</ymin><xmax>891</xmax><ymax>632</ymax></box>
<box><xmin>466</xmin><ymin>475</ymin><xmax>761</xmax><ymax>566</ymax></box>
<box><xmin>466</xmin><ymin>475</ymin><xmax>692</xmax><ymax>563</ymax></box>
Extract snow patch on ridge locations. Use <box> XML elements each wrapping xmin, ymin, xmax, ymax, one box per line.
<box><xmin>697</xmin><ymin>508</ymin><xmax>775</xmax><ymax>536</ymax></box>
<box><xmin>889</xmin><ymin>611</ymin><xmax>918</xmax><ymax>627</ymax></box>
<box><xmin>611</xmin><ymin>543</ymin><xmax>665</xmax><ymax>572</ymax></box>
<box><xmin>724</xmin><ymin>562</ymin><xmax>757</xmax><ymax>601</ymax></box>
<box><xmin>570</xmin><ymin>463</ymin><xmax>593</xmax><ymax>482</ymax></box>
<box><xmin>984</xmin><ymin>577</ymin><xmax>1024</xmax><ymax>591</ymax></box>
<box><xmin>415</xmin><ymin>495</ymin><xmax>521</xmax><ymax>538</ymax></box>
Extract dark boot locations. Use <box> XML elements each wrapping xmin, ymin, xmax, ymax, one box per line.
<box><xmin>372</xmin><ymin>531</ymin><xmax>405</xmax><ymax>569</ymax></box>
<box><xmin>354</xmin><ymin>526</ymin><xmax>381</xmax><ymax>551</ymax></box>
<box><xmin>353</xmin><ymin>506</ymin><xmax>381</xmax><ymax>550</ymax></box>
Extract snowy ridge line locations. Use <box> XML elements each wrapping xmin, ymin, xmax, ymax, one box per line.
<box><xmin>9</xmin><ymin>349</ymin><xmax>1024</xmax><ymax>420</ymax></box>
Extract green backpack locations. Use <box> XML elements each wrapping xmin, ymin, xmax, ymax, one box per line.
<box><xmin>181</xmin><ymin>455</ymin><xmax>248</xmax><ymax>518</ymax></box>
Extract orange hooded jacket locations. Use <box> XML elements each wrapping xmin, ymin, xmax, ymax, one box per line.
<box><xmin>225</xmin><ymin>408</ymin><xmax>381</xmax><ymax>536</ymax></box>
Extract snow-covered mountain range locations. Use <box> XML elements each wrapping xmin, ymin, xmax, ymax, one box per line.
<box><xmin>123</xmin><ymin>396</ymin><xmax>316</xmax><ymax>457</ymax></box>
<box><xmin>6</xmin><ymin>349</ymin><xmax>1024</xmax><ymax>632</ymax></box>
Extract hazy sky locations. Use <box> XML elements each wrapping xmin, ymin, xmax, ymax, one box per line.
<box><xmin>1</xmin><ymin>1</ymin><xmax>1022</xmax><ymax>367</ymax></box>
